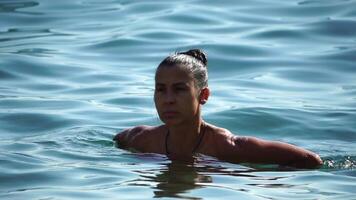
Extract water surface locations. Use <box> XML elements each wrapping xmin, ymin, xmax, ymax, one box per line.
<box><xmin>1</xmin><ymin>0</ymin><xmax>356</xmax><ymax>199</ymax></box>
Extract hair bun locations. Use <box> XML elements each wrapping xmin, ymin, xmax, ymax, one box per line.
<box><xmin>179</xmin><ymin>49</ymin><xmax>207</xmax><ymax>66</ymax></box>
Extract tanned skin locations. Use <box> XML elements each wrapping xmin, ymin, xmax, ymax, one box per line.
<box><xmin>114</xmin><ymin>65</ymin><xmax>322</xmax><ymax>169</ymax></box>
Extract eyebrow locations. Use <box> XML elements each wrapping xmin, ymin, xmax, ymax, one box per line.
<box><xmin>155</xmin><ymin>82</ymin><xmax>189</xmax><ymax>87</ymax></box>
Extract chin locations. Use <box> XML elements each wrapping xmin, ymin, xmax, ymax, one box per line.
<box><xmin>161</xmin><ymin>117</ymin><xmax>182</xmax><ymax>126</ymax></box>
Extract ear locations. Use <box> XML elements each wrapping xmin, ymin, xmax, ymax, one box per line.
<box><xmin>199</xmin><ymin>87</ymin><xmax>210</xmax><ymax>105</ymax></box>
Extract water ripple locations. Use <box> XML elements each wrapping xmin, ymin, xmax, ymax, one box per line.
<box><xmin>0</xmin><ymin>0</ymin><xmax>356</xmax><ymax>199</ymax></box>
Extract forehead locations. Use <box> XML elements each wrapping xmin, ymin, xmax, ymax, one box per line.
<box><xmin>155</xmin><ymin>65</ymin><xmax>194</xmax><ymax>83</ymax></box>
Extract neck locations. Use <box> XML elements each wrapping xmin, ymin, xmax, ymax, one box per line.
<box><xmin>166</xmin><ymin>117</ymin><xmax>205</xmax><ymax>156</ymax></box>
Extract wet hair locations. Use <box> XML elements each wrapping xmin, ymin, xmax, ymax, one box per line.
<box><xmin>156</xmin><ymin>49</ymin><xmax>208</xmax><ymax>89</ymax></box>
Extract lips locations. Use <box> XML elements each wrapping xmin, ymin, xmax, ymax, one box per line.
<box><xmin>162</xmin><ymin>111</ymin><xmax>179</xmax><ymax>118</ymax></box>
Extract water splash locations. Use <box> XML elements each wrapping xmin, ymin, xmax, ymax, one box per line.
<box><xmin>323</xmin><ymin>155</ymin><xmax>356</xmax><ymax>170</ymax></box>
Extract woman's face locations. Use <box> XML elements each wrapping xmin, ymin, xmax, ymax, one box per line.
<box><xmin>154</xmin><ymin>66</ymin><xmax>201</xmax><ymax>126</ymax></box>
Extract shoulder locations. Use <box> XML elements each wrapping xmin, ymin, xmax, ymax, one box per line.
<box><xmin>203</xmin><ymin>123</ymin><xmax>236</xmax><ymax>154</ymax></box>
<box><xmin>113</xmin><ymin>125</ymin><xmax>165</xmax><ymax>152</ymax></box>
<box><xmin>207</xmin><ymin>124</ymin><xmax>255</xmax><ymax>148</ymax></box>
<box><xmin>204</xmin><ymin>123</ymin><xmax>252</xmax><ymax>159</ymax></box>
<box><xmin>113</xmin><ymin>125</ymin><xmax>151</xmax><ymax>148</ymax></box>
<box><xmin>113</xmin><ymin>125</ymin><xmax>149</xmax><ymax>141</ymax></box>
<box><xmin>206</xmin><ymin>123</ymin><xmax>235</xmax><ymax>142</ymax></box>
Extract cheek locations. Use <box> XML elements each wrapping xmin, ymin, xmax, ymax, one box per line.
<box><xmin>191</xmin><ymin>98</ymin><xmax>200</xmax><ymax>109</ymax></box>
<box><xmin>183</xmin><ymin>92</ymin><xmax>200</xmax><ymax>108</ymax></box>
<box><xmin>154</xmin><ymin>93</ymin><xmax>160</xmax><ymax>106</ymax></box>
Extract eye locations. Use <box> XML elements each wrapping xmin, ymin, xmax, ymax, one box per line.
<box><xmin>174</xmin><ymin>87</ymin><xmax>187</xmax><ymax>92</ymax></box>
<box><xmin>155</xmin><ymin>87</ymin><xmax>165</xmax><ymax>93</ymax></box>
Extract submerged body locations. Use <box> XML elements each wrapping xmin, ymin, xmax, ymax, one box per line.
<box><xmin>113</xmin><ymin>49</ymin><xmax>322</xmax><ymax>169</ymax></box>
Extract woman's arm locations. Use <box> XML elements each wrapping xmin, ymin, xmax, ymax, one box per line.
<box><xmin>113</xmin><ymin>126</ymin><xmax>147</xmax><ymax>151</ymax></box>
<box><xmin>222</xmin><ymin>136</ymin><xmax>322</xmax><ymax>169</ymax></box>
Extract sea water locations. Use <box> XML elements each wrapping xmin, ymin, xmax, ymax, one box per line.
<box><xmin>0</xmin><ymin>0</ymin><xmax>355</xmax><ymax>199</ymax></box>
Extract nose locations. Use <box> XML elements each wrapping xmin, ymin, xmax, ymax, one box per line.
<box><xmin>163</xmin><ymin>90</ymin><xmax>176</xmax><ymax>104</ymax></box>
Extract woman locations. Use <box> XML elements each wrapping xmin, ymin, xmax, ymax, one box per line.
<box><xmin>113</xmin><ymin>49</ymin><xmax>322</xmax><ymax>169</ymax></box>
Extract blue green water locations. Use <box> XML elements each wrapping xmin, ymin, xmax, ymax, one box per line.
<box><xmin>1</xmin><ymin>0</ymin><xmax>356</xmax><ymax>199</ymax></box>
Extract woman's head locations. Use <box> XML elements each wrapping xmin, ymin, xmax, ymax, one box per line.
<box><xmin>154</xmin><ymin>49</ymin><xmax>210</xmax><ymax>125</ymax></box>
<box><xmin>156</xmin><ymin>49</ymin><xmax>208</xmax><ymax>90</ymax></box>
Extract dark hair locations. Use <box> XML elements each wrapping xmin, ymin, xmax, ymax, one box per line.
<box><xmin>157</xmin><ymin>49</ymin><xmax>208</xmax><ymax>89</ymax></box>
<box><xmin>178</xmin><ymin>49</ymin><xmax>207</xmax><ymax>66</ymax></box>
